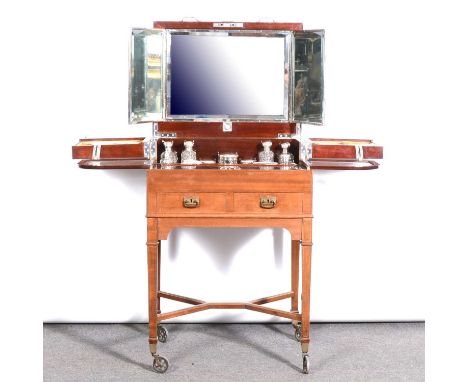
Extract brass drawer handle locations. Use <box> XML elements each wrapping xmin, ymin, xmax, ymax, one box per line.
<box><xmin>260</xmin><ymin>196</ymin><xmax>277</xmax><ymax>209</ymax></box>
<box><xmin>183</xmin><ymin>196</ymin><xmax>200</xmax><ymax>208</ymax></box>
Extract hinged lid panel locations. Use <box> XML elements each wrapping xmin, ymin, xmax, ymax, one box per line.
<box><xmin>302</xmin><ymin>138</ymin><xmax>383</xmax><ymax>170</ymax></box>
<box><xmin>72</xmin><ymin>138</ymin><xmax>146</xmax><ymax>160</ymax></box>
<box><xmin>293</xmin><ymin>30</ymin><xmax>324</xmax><ymax>125</ymax></box>
<box><xmin>129</xmin><ymin>29</ymin><xmax>164</xmax><ymax>124</ymax></box>
<box><xmin>310</xmin><ymin>138</ymin><xmax>383</xmax><ymax>160</ymax></box>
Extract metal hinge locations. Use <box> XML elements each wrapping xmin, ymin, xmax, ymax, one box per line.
<box><xmin>92</xmin><ymin>144</ymin><xmax>101</xmax><ymax>160</ymax></box>
<box><xmin>159</xmin><ymin>132</ymin><xmax>177</xmax><ymax>138</ymax></box>
<box><xmin>355</xmin><ymin>145</ymin><xmax>364</xmax><ymax>161</ymax></box>
<box><xmin>144</xmin><ymin>138</ymin><xmax>156</xmax><ymax>160</ymax></box>
<box><xmin>300</xmin><ymin>140</ymin><xmax>313</xmax><ymax>162</ymax></box>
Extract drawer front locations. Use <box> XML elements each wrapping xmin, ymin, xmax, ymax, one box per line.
<box><xmin>148</xmin><ymin>169</ymin><xmax>312</xmax><ymax>193</ymax></box>
<box><xmin>156</xmin><ymin>193</ymin><xmax>227</xmax><ymax>214</ymax></box>
<box><xmin>233</xmin><ymin>193</ymin><xmax>303</xmax><ymax>214</ymax></box>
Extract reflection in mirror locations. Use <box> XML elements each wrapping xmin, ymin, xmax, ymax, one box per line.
<box><xmin>168</xmin><ymin>32</ymin><xmax>289</xmax><ymax>119</ymax></box>
<box><xmin>129</xmin><ymin>29</ymin><xmax>163</xmax><ymax>123</ymax></box>
<box><xmin>294</xmin><ymin>31</ymin><xmax>324</xmax><ymax>124</ymax></box>
<box><xmin>131</xmin><ymin>32</ymin><xmax>145</xmax><ymax>113</ymax></box>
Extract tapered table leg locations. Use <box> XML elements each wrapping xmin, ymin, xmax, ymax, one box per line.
<box><xmin>147</xmin><ymin>218</ymin><xmax>159</xmax><ymax>356</ymax></box>
<box><xmin>300</xmin><ymin>218</ymin><xmax>312</xmax><ymax>374</ymax></box>
<box><xmin>300</xmin><ymin>242</ymin><xmax>312</xmax><ymax>353</ymax></box>
<box><xmin>291</xmin><ymin>240</ymin><xmax>300</xmax><ymax>324</ymax></box>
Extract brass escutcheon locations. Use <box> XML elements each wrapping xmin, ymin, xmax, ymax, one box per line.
<box><xmin>183</xmin><ymin>196</ymin><xmax>200</xmax><ymax>208</ymax></box>
<box><xmin>260</xmin><ymin>196</ymin><xmax>277</xmax><ymax>209</ymax></box>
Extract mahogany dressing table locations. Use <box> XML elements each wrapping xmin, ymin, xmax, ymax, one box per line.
<box><xmin>72</xmin><ymin>21</ymin><xmax>383</xmax><ymax>374</ymax></box>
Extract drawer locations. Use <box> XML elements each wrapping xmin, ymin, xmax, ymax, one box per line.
<box><xmin>156</xmin><ymin>193</ymin><xmax>227</xmax><ymax>214</ymax></box>
<box><xmin>148</xmin><ymin>169</ymin><xmax>311</xmax><ymax>193</ymax></box>
<box><xmin>233</xmin><ymin>193</ymin><xmax>303</xmax><ymax>214</ymax></box>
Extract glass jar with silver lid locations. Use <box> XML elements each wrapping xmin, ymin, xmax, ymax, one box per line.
<box><xmin>160</xmin><ymin>140</ymin><xmax>178</xmax><ymax>164</ymax></box>
<box><xmin>181</xmin><ymin>140</ymin><xmax>197</xmax><ymax>163</ymax></box>
<box><xmin>278</xmin><ymin>142</ymin><xmax>294</xmax><ymax>165</ymax></box>
<box><xmin>258</xmin><ymin>140</ymin><xmax>275</xmax><ymax>163</ymax></box>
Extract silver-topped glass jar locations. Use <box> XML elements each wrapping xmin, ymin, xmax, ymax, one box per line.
<box><xmin>160</xmin><ymin>140</ymin><xmax>178</xmax><ymax>164</ymax></box>
<box><xmin>258</xmin><ymin>141</ymin><xmax>275</xmax><ymax>163</ymax></box>
<box><xmin>181</xmin><ymin>140</ymin><xmax>197</xmax><ymax>163</ymax></box>
<box><xmin>278</xmin><ymin>142</ymin><xmax>294</xmax><ymax>165</ymax></box>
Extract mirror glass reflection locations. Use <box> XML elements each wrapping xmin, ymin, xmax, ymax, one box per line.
<box><xmin>168</xmin><ymin>33</ymin><xmax>288</xmax><ymax>118</ymax></box>
<box><xmin>294</xmin><ymin>31</ymin><xmax>324</xmax><ymax>124</ymax></box>
<box><xmin>130</xmin><ymin>30</ymin><xmax>163</xmax><ymax>123</ymax></box>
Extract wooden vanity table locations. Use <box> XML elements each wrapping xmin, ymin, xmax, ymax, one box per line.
<box><xmin>72</xmin><ymin>21</ymin><xmax>383</xmax><ymax>374</ymax></box>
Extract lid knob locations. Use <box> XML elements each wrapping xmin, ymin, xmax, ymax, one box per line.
<box><xmin>262</xmin><ymin>141</ymin><xmax>273</xmax><ymax>151</ymax></box>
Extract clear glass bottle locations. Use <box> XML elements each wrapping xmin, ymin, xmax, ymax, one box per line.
<box><xmin>160</xmin><ymin>140</ymin><xmax>178</xmax><ymax>164</ymax></box>
<box><xmin>258</xmin><ymin>140</ymin><xmax>275</xmax><ymax>163</ymax></box>
<box><xmin>181</xmin><ymin>140</ymin><xmax>197</xmax><ymax>163</ymax></box>
<box><xmin>278</xmin><ymin>142</ymin><xmax>294</xmax><ymax>164</ymax></box>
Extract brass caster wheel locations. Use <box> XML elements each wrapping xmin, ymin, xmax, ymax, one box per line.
<box><xmin>152</xmin><ymin>355</ymin><xmax>169</xmax><ymax>373</ymax></box>
<box><xmin>157</xmin><ymin>326</ymin><xmax>168</xmax><ymax>343</ymax></box>
<box><xmin>302</xmin><ymin>353</ymin><xmax>310</xmax><ymax>374</ymax></box>
<box><xmin>295</xmin><ymin>323</ymin><xmax>302</xmax><ymax>342</ymax></box>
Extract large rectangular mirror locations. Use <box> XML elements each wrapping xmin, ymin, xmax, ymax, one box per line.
<box><xmin>167</xmin><ymin>31</ymin><xmax>290</xmax><ymax>120</ymax></box>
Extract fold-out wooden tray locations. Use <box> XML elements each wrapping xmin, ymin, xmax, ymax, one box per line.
<box><xmin>308</xmin><ymin>138</ymin><xmax>382</xmax><ymax>170</ymax></box>
<box><xmin>72</xmin><ymin>137</ymin><xmax>146</xmax><ymax>160</ymax></box>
